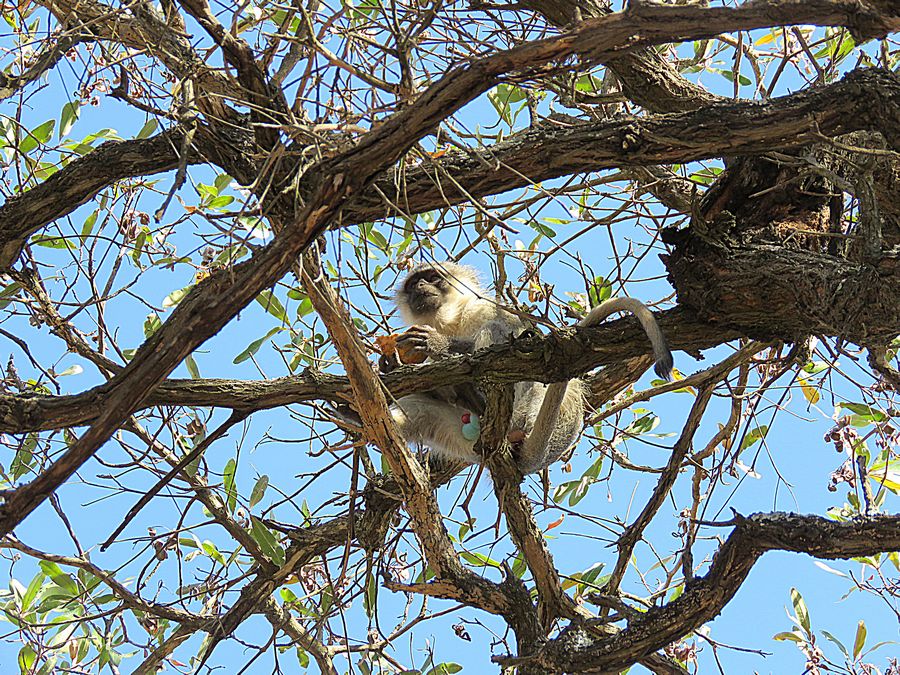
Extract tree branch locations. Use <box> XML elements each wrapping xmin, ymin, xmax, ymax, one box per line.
<box><xmin>1</xmin><ymin>0</ymin><xmax>895</xmax><ymax>543</ymax></box>
<box><xmin>345</xmin><ymin>68</ymin><xmax>900</xmax><ymax>229</ymax></box>
<box><xmin>0</xmin><ymin>308</ymin><xmax>732</xmax><ymax>434</ymax></box>
<box><xmin>533</xmin><ymin>512</ymin><xmax>900</xmax><ymax>672</ymax></box>
<box><xmin>0</xmin><ymin>127</ymin><xmax>206</xmax><ymax>269</ymax></box>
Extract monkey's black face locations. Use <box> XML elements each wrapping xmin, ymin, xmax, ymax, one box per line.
<box><xmin>402</xmin><ymin>268</ymin><xmax>451</xmax><ymax>316</ymax></box>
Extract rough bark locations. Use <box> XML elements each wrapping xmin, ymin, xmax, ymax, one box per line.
<box><xmin>535</xmin><ymin>513</ymin><xmax>900</xmax><ymax>672</ymax></box>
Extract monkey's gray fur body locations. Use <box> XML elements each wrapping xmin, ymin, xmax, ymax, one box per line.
<box><xmin>389</xmin><ymin>262</ymin><xmax>672</xmax><ymax>473</ymax></box>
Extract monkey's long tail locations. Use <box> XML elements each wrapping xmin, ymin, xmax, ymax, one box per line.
<box><xmin>519</xmin><ymin>297</ymin><xmax>673</xmax><ymax>473</ymax></box>
<box><xmin>580</xmin><ymin>297</ymin><xmax>673</xmax><ymax>380</ymax></box>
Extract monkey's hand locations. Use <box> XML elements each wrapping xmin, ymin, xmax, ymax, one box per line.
<box><xmin>396</xmin><ymin>325</ymin><xmax>452</xmax><ymax>361</ymax></box>
<box><xmin>378</xmin><ymin>352</ymin><xmax>401</xmax><ymax>373</ymax></box>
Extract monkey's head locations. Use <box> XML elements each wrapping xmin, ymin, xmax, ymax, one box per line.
<box><xmin>395</xmin><ymin>262</ymin><xmax>481</xmax><ymax>326</ymax></box>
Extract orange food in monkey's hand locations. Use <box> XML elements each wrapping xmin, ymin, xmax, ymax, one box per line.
<box><xmin>375</xmin><ymin>333</ymin><xmax>427</xmax><ymax>364</ymax></box>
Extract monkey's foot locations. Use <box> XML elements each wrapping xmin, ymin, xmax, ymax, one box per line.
<box><xmin>507</xmin><ymin>429</ymin><xmax>526</xmax><ymax>444</ymax></box>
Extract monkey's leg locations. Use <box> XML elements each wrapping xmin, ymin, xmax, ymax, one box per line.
<box><xmin>391</xmin><ymin>394</ymin><xmax>480</xmax><ymax>464</ymax></box>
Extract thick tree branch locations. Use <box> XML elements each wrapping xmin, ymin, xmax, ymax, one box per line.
<box><xmin>0</xmin><ymin>309</ymin><xmax>732</xmax><ymax>434</ymax></box>
<box><xmin>345</xmin><ymin>68</ymin><xmax>900</xmax><ymax>228</ymax></box>
<box><xmin>38</xmin><ymin>0</ymin><xmax>239</xmax><ymax>107</ymax></box>
<box><xmin>0</xmin><ymin>126</ymin><xmax>214</xmax><ymax>269</ymax></box>
<box><xmin>298</xmin><ymin>254</ymin><xmax>466</xmax><ymax>580</ymax></box>
<box><xmin>532</xmin><ymin>512</ymin><xmax>900</xmax><ymax>672</ymax></box>
<box><xmin>519</xmin><ymin>0</ymin><xmax>723</xmax><ymax>113</ymax></box>
<box><xmin>668</xmin><ymin>240</ymin><xmax>900</xmax><ymax>345</ymax></box>
<box><xmin>297</xmin><ymin>254</ymin><xmax>530</xmax><ymax>625</ymax></box>
<box><xmin>6</xmin><ymin>66</ymin><xmax>896</xmax><ymax>272</ymax></box>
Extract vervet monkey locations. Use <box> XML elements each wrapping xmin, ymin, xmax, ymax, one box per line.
<box><xmin>385</xmin><ymin>262</ymin><xmax>673</xmax><ymax>474</ymax></box>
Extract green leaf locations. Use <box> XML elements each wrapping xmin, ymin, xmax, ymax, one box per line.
<box><xmin>487</xmin><ymin>83</ymin><xmax>526</xmax><ymax>125</ymax></box>
<box><xmin>459</xmin><ymin>551</ymin><xmax>501</xmax><ymax>569</ymax></box>
<box><xmin>80</xmin><ymin>210</ymin><xmax>98</xmax><ymax>241</ymax></box>
<box><xmin>214</xmin><ymin>173</ymin><xmax>232</xmax><ymax>193</ymax></box>
<box><xmin>59</xmin><ymin>101</ymin><xmax>80</xmax><ymax>139</ymax></box>
<box><xmin>0</xmin><ymin>281</ymin><xmax>22</xmax><ymax>309</ymax></box>
<box><xmin>552</xmin><ymin>480</ymin><xmax>577</xmax><ymax>505</ymax></box>
<box><xmin>297</xmin><ymin>297</ymin><xmax>314</xmax><ymax>318</ymax></box>
<box><xmin>562</xmin><ymin>561</ymin><xmax>607</xmax><ymax>592</ymax></box>
<box><xmin>196</xmin><ymin>182</ymin><xmax>218</xmax><ymax>199</ymax></box>
<box><xmin>529</xmin><ymin>221</ymin><xmax>556</xmax><ymax>238</ymax></box>
<box><xmin>839</xmin><ymin>402</ymin><xmax>887</xmax><ymax>424</ymax></box>
<box><xmin>867</xmin><ymin>459</ymin><xmax>900</xmax><ymax>494</ymax></box>
<box><xmin>889</xmin><ymin>551</ymin><xmax>900</xmax><ymax>571</ymax></box>
<box><xmin>712</xmin><ymin>68</ymin><xmax>752</xmax><ymax>86</ymax></box>
<box><xmin>131</xmin><ymin>229</ymin><xmax>148</xmax><ymax>265</ymax></box>
<box><xmin>162</xmin><ymin>286</ymin><xmax>192</xmax><ymax>308</ymax></box>
<box><xmin>136</xmin><ymin>118</ymin><xmax>158</xmax><ymax>139</ymax></box>
<box><xmin>853</xmin><ymin>619</ymin><xmax>866</xmax><ymax>659</ymax></box>
<box><xmin>363</xmin><ymin>573</ymin><xmax>377</xmax><ymax>617</ymax></box>
<box><xmin>81</xmin><ymin>128</ymin><xmax>121</xmax><ymax>144</ymax></box>
<box><xmin>790</xmin><ymin>587</ymin><xmax>811</xmax><ymax>634</ymax></box>
<box><xmin>588</xmin><ymin>277</ymin><xmax>612</xmax><ymax>306</ymax></box>
<box><xmin>233</xmin><ymin>327</ymin><xmax>282</xmax><ymax>364</ymax></box>
<box><xmin>249</xmin><ymin>475</ymin><xmax>269</xmax><ymax>508</ymax></box>
<box><xmin>511</xmin><ymin>555</ymin><xmax>527</xmax><ymax>579</ymax></box>
<box><xmin>19</xmin><ymin>119</ymin><xmax>55</xmax><ymax>153</ymax></box>
<box><xmin>11</xmin><ymin>434</ymin><xmax>37</xmax><ymax>480</ymax></box>
<box><xmin>32</xmin><ymin>235</ymin><xmax>76</xmax><ymax>250</ymax></box>
<box><xmin>364</xmin><ymin>224</ymin><xmax>388</xmax><ymax>251</ymax></box>
<box><xmin>22</xmin><ymin>571</ymin><xmax>45</xmax><ymax>611</ymax></box>
<box><xmin>568</xmin><ymin>476</ymin><xmax>594</xmax><ymax>506</ymax></box>
<box><xmin>296</xmin><ymin>648</ymin><xmax>310</xmax><ymax>668</ymax></box>
<box><xmin>240</xmin><ymin>216</ymin><xmax>270</xmax><ymax>239</ymax></box>
<box><xmin>802</xmin><ymin>361</ymin><xmax>829</xmax><ymax>375</ymax></box>
<box><xmin>772</xmin><ymin>630</ymin><xmax>804</xmax><ymax>643</ymax></box>
<box><xmin>214</xmin><ymin>244</ymin><xmax>248</xmax><ymax>266</ymax></box>
<box><xmin>201</xmin><ymin>540</ymin><xmax>226</xmax><ymax>565</ymax></box>
<box><xmin>143</xmin><ymin>312</ymin><xmax>162</xmax><ymax>338</ymax></box>
<box><xmin>424</xmin><ymin>664</ymin><xmax>462</xmax><ymax>675</ymax></box>
<box><xmin>574</xmin><ymin>74</ymin><xmax>602</xmax><ymax>92</ymax></box>
<box><xmin>208</xmin><ymin>195</ymin><xmax>234</xmax><ymax>209</ymax></box>
<box><xmin>185</xmin><ymin>354</ymin><xmax>200</xmax><ymax>379</ymax></box>
<box><xmin>821</xmin><ymin>630</ymin><xmax>849</xmax><ymax>657</ymax></box>
<box><xmin>223</xmin><ymin>458</ymin><xmax>237</xmax><ymax>513</ymax></box>
<box><xmin>38</xmin><ymin>561</ymin><xmax>79</xmax><ymax>596</ymax></box>
<box><xmin>18</xmin><ymin>644</ymin><xmax>36</xmax><ymax>672</ymax></box>
<box><xmin>739</xmin><ymin>425</ymin><xmax>769</xmax><ymax>452</ymax></box>
<box><xmin>255</xmin><ymin>290</ymin><xmax>288</xmax><ymax>322</ymax></box>
<box><xmin>624</xmin><ymin>413</ymin><xmax>659</xmax><ymax>436</ymax></box>
<box><xmin>249</xmin><ymin>516</ymin><xmax>285</xmax><ymax>566</ymax></box>
<box><xmin>580</xmin><ymin>562</ymin><xmax>606</xmax><ymax>586</ymax></box>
